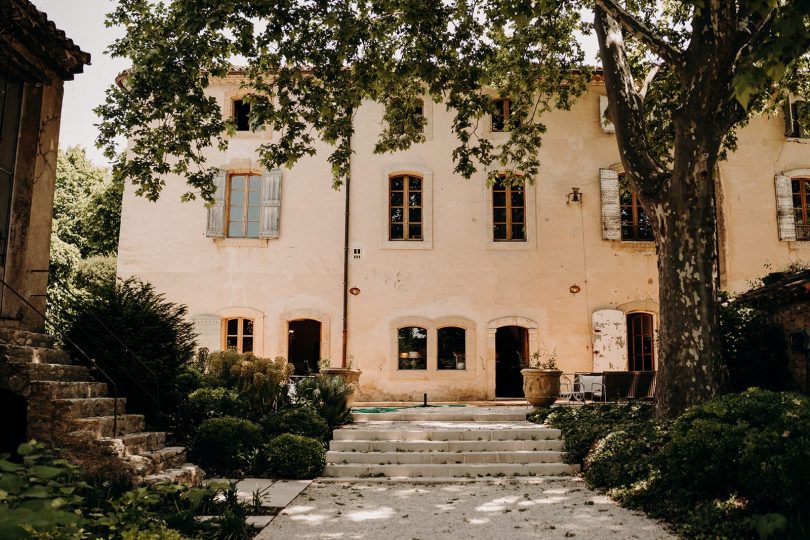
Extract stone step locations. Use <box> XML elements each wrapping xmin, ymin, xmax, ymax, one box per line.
<box><xmin>142</xmin><ymin>463</ymin><xmax>205</xmax><ymax>486</ymax></box>
<box><xmin>0</xmin><ymin>328</ymin><xmax>55</xmax><ymax>349</ymax></box>
<box><xmin>0</xmin><ymin>343</ymin><xmax>72</xmax><ymax>365</ymax></box>
<box><xmin>30</xmin><ymin>380</ymin><xmax>109</xmax><ymax>399</ymax></box>
<box><xmin>24</xmin><ymin>362</ymin><xmax>91</xmax><ymax>382</ymax></box>
<box><xmin>55</xmin><ymin>397</ymin><xmax>126</xmax><ymax>418</ymax></box>
<box><xmin>326</xmin><ymin>450</ymin><xmax>565</xmax><ymax>465</ymax></box>
<box><xmin>333</xmin><ymin>427</ymin><xmax>562</xmax><ymax>442</ymax></box>
<box><xmin>329</xmin><ymin>439</ymin><xmax>565</xmax><ymax>453</ymax></box>
<box><xmin>322</xmin><ymin>462</ymin><xmax>580</xmax><ymax>478</ymax></box>
<box><xmin>352</xmin><ymin>411</ymin><xmax>528</xmax><ymax>422</ymax></box>
<box><xmin>72</xmin><ymin>414</ymin><xmax>145</xmax><ymax>438</ymax></box>
<box><xmin>111</xmin><ymin>431</ymin><xmax>167</xmax><ymax>455</ymax></box>
<box><xmin>139</xmin><ymin>446</ymin><xmax>188</xmax><ymax>474</ymax></box>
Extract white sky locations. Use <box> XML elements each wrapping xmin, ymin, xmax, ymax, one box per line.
<box><xmin>37</xmin><ymin>1</ymin><xmax>600</xmax><ymax>168</ymax></box>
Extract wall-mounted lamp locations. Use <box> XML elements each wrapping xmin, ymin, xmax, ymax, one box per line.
<box><xmin>567</xmin><ymin>187</ymin><xmax>582</xmax><ymax>205</ymax></box>
<box><xmin>569</xmin><ymin>284</ymin><xmax>581</xmax><ymax>294</ymax></box>
<box><xmin>349</xmin><ymin>287</ymin><xmax>361</xmax><ymax>296</ymax></box>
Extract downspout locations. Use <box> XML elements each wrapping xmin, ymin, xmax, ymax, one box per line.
<box><xmin>341</xmin><ymin>125</ymin><xmax>352</xmax><ymax>368</ymax></box>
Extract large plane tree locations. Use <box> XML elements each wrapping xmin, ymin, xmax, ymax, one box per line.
<box><xmin>98</xmin><ymin>0</ymin><xmax>810</xmax><ymax>417</ymax></box>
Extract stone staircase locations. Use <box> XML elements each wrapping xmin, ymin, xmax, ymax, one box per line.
<box><xmin>323</xmin><ymin>406</ymin><xmax>580</xmax><ymax>479</ymax></box>
<box><xmin>0</xmin><ymin>327</ymin><xmax>202</xmax><ymax>485</ymax></box>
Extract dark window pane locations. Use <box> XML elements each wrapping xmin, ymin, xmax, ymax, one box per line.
<box><xmin>398</xmin><ymin>327</ymin><xmax>427</xmax><ymax>370</ymax></box>
<box><xmin>227</xmin><ymin>319</ymin><xmax>238</xmax><ymax>334</ymax></box>
<box><xmin>390</xmin><ymin>176</ymin><xmax>404</xmax><ymax>190</ymax></box>
<box><xmin>511</xmin><ymin>188</ymin><xmax>525</xmax><ymax>207</ymax></box>
<box><xmin>512</xmin><ymin>224</ymin><xmax>525</xmax><ymax>240</ymax></box>
<box><xmin>408</xmin><ymin>177</ymin><xmax>421</xmax><ymax>191</ymax></box>
<box><xmin>493</xmin><ymin>191</ymin><xmax>506</xmax><ymax>206</ymax></box>
<box><xmin>493</xmin><ymin>208</ymin><xmax>507</xmax><ymax>223</ymax></box>
<box><xmin>242</xmin><ymin>337</ymin><xmax>253</xmax><ymax>353</ymax></box>
<box><xmin>234</xmin><ymin>100</ymin><xmax>251</xmax><ymax>131</ymax></box>
<box><xmin>493</xmin><ymin>224</ymin><xmax>507</xmax><ymax>240</ymax></box>
<box><xmin>408</xmin><ymin>192</ymin><xmax>422</xmax><ymax>207</ymax></box>
<box><xmin>243</xmin><ymin>319</ymin><xmax>254</xmax><ymax>336</ymax></box>
<box><xmin>226</xmin><ymin>337</ymin><xmax>238</xmax><ymax>349</ymax></box>
<box><xmin>620</xmin><ymin>191</ymin><xmax>633</xmax><ymax>205</ymax></box>
<box><xmin>638</xmin><ymin>226</ymin><xmax>654</xmax><ymax>241</ymax></box>
<box><xmin>438</xmin><ymin>327</ymin><xmax>465</xmax><ymax>370</ymax></box>
<box><xmin>408</xmin><ymin>224</ymin><xmax>422</xmax><ymax>239</ymax></box>
<box><xmin>390</xmin><ymin>208</ymin><xmax>403</xmax><ymax>223</ymax></box>
<box><xmin>390</xmin><ymin>191</ymin><xmax>403</xmax><ymax>206</ymax></box>
<box><xmin>512</xmin><ymin>208</ymin><xmax>525</xmax><ymax>223</ymax></box>
<box><xmin>390</xmin><ymin>224</ymin><xmax>404</xmax><ymax>239</ymax></box>
<box><xmin>408</xmin><ymin>208</ymin><xmax>422</xmax><ymax>223</ymax></box>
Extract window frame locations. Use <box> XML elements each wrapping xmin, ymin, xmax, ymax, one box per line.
<box><xmin>233</xmin><ymin>98</ymin><xmax>251</xmax><ymax>132</ymax></box>
<box><xmin>380</xmin><ymin>166</ymin><xmax>433</xmax><ymax>250</ymax></box>
<box><xmin>388</xmin><ymin>174</ymin><xmax>423</xmax><ymax>241</ymax></box>
<box><xmin>491</xmin><ymin>98</ymin><xmax>512</xmax><ymax>132</ymax></box>
<box><xmin>389</xmin><ymin>316</ymin><xmax>476</xmax><ymax>376</ymax></box>
<box><xmin>619</xmin><ymin>173</ymin><xmax>654</xmax><ymax>242</ymax></box>
<box><xmin>222</xmin><ymin>317</ymin><xmax>255</xmax><ymax>354</ymax></box>
<box><xmin>225</xmin><ymin>172</ymin><xmax>262</xmax><ymax>239</ymax></box>
<box><xmin>492</xmin><ymin>177</ymin><xmax>527</xmax><ymax>242</ymax></box>
<box><xmin>437</xmin><ymin>326</ymin><xmax>467</xmax><ymax>370</ymax></box>
<box><xmin>792</xmin><ymin>176</ymin><xmax>810</xmax><ymax>241</ymax></box>
<box><xmin>626</xmin><ymin>312</ymin><xmax>655</xmax><ymax>371</ymax></box>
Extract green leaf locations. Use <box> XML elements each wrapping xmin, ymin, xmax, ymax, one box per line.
<box><xmin>30</xmin><ymin>465</ymin><xmax>63</xmax><ymax>480</ymax></box>
<box><xmin>19</xmin><ymin>486</ymin><xmax>51</xmax><ymax>499</ymax></box>
<box><xmin>15</xmin><ymin>443</ymin><xmax>32</xmax><ymax>457</ymax></box>
<box><xmin>0</xmin><ymin>460</ymin><xmax>19</xmax><ymax>473</ymax></box>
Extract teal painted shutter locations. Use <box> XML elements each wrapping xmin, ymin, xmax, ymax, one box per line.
<box><xmin>600</xmin><ymin>168</ymin><xmax>621</xmax><ymax>240</ymax></box>
<box><xmin>260</xmin><ymin>169</ymin><xmax>282</xmax><ymax>239</ymax></box>
<box><xmin>206</xmin><ymin>169</ymin><xmax>227</xmax><ymax>238</ymax></box>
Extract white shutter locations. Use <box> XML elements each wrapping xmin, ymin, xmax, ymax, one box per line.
<box><xmin>592</xmin><ymin>309</ymin><xmax>628</xmax><ymax>371</ymax></box>
<box><xmin>600</xmin><ymin>168</ymin><xmax>621</xmax><ymax>240</ymax></box>
<box><xmin>192</xmin><ymin>314</ymin><xmax>221</xmax><ymax>352</ymax></box>
<box><xmin>599</xmin><ymin>95</ymin><xmax>615</xmax><ymax>133</ymax></box>
<box><xmin>784</xmin><ymin>100</ymin><xmax>796</xmax><ymax>137</ymax></box>
<box><xmin>206</xmin><ymin>169</ymin><xmax>227</xmax><ymax>237</ymax></box>
<box><xmin>260</xmin><ymin>169</ymin><xmax>282</xmax><ymax>239</ymax></box>
<box><xmin>775</xmin><ymin>174</ymin><xmax>797</xmax><ymax>241</ymax></box>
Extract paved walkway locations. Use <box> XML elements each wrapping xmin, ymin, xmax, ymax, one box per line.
<box><xmin>260</xmin><ymin>478</ymin><xmax>675</xmax><ymax>539</ymax></box>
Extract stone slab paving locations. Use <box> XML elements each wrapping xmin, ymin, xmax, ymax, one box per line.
<box><xmin>258</xmin><ymin>478</ymin><xmax>676</xmax><ymax>539</ymax></box>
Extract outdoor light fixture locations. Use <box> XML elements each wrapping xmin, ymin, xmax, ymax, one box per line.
<box><xmin>569</xmin><ymin>284</ymin><xmax>581</xmax><ymax>294</ymax></box>
<box><xmin>349</xmin><ymin>287</ymin><xmax>361</xmax><ymax>295</ymax></box>
<box><xmin>567</xmin><ymin>187</ymin><xmax>582</xmax><ymax>204</ymax></box>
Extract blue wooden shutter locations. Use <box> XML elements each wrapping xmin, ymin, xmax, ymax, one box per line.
<box><xmin>206</xmin><ymin>169</ymin><xmax>227</xmax><ymax>238</ymax></box>
<box><xmin>260</xmin><ymin>169</ymin><xmax>282</xmax><ymax>239</ymax></box>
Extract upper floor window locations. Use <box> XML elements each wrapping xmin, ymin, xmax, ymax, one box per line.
<box><xmin>792</xmin><ymin>177</ymin><xmax>810</xmax><ymax>241</ymax></box>
<box><xmin>227</xmin><ymin>174</ymin><xmax>261</xmax><ymax>238</ymax></box>
<box><xmin>389</xmin><ymin>174</ymin><xmax>423</xmax><ymax>240</ymax></box>
<box><xmin>493</xmin><ymin>178</ymin><xmax>526</xmax><ymax>242</ymax></box>
<box><xmin>491</xmin><ymin>98</ymin><xmax>512</xmax><ymax>132</ymax></box>
<box><xmin>224</xmin><ymin>317</ymin><xmax>254</xmax><ymax>353</ymax></box>
<box><xmin>785</xmin><ymin>97</ymin><xmax>810</xmax><ymax>139</ymax></box>
<box><xmin>620</xmin><ymin>173</ymin><xmax>653</xmax><ymax>241</ymax></box>
<box><xmin>233</xmin><ymin>99</ymin><xmax>251</xmax><ymax>131</ymax></box>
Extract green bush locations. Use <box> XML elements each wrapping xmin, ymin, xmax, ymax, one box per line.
<box><xmin>261</xmin><ymin>407</ymin><xmax>330</xmax><ymax>441</ymax></box>
<box><xmin>583</xmin><ymin>421</ymin><xmax>667</xmax><ymax>489</ymax></box>
<box><xmin>189</xmin><ymin>417</ymin><xmax>263</xmax><ymax>476</ymax></box>
<box><xmin>74</xmin><ymin>254</ymin><xmax>117</xmax><ymax>290</ymax></box>
<box><xmin>204</xmin><ymin>351</ymin><xmax>293</xmax><ymax>414</ymax></box>
<box><xmin>262</xmin><ymin>434</ymin><xmax>325</xmax><ymax>479</ymax></box>
<box><xmin>294</xmin><ymin>375</ymin><xmax>354</xmax><ymax>430</ymax></box>
<box><xmin>60</xmin><ymin>278</ymin><xmax>197</xmax><ymax>429</ymax></box>
<box><xmin>176</xmin><ymin>387</ymin><xmax>248</xmax><ymax>439</ymax></box>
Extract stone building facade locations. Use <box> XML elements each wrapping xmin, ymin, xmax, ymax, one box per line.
<box><xmin>117</xmin><ymin>74</ymin><xmax>810</xmax><ymax>401</ymax></box>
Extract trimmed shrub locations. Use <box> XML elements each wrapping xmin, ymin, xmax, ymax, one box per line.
<box><xmin>204</xmin><ymin>351</ymin><xmax>293</xmax><ymax>414</ymax></box>
<box><xmin>294</xmin><ymin>375</ymin><xmax>353</xmax><ymax>430</ymax></box>
<box><xmin>262</xmin><ymin>434</ymin><xmax>325</xmax><ymax>479</ymax></box>
<box><xmin>59</xmin><ymin>278</ymin><xmax>196</xmax><ymax>429</ymax></box>
<box><xmin>176</xmin><ymin>387</ymin><xmax>248</xmax><ymax>439</ymax></box>
<box><xmin>261</xmin><ymin>407</ymin><xmax>330</xmax><ymax>441</ymax></box>
<box><xmin>189</xmin><ymin>417</ymin><xmax>263</xmax><ymax>476</ymax></box>
<box><xmin>74</xmin><ymin>255</ymin><xmax>117</xmax><ymax>290</ymax></box>
<box><xmin>583</xmin><ymin>421</ymin><xmax>667</xmax><ymax>489</ymax></box>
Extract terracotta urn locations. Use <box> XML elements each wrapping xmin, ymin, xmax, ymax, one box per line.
<box><xmin>319</xmin><ymin>367</ymin><xmax>362</xmax><ymax>407</ymax></box>
<box><xmin>521</xmin><ymin>368</ymin><xmax>562</xmax><ymax>407</ymax></box>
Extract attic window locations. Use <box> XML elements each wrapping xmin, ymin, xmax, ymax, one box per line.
<box><xmin>233</xmin><ymin>99</ymin><xmax>250</xmax><ymax>131</ymax></box>
<box><xmin>785</xmin><ymin>98</ymin><xmax>810</xmax><ymax>139</ymax></box>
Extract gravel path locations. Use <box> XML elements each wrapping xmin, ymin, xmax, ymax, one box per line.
<box><xmin>263</xmin><ymin>478</ymin><xmax>676</xmax><ymax>539</ymax></box>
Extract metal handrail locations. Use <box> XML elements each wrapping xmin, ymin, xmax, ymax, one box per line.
<box><xmin>56</xmin><ymin>285</ymin><xmax>161</xmax><ymax>428</ymax></box>
<box><xmin>0</xmin><ymin>277</ymin><xmax>120</xmax><ymax>436</ymax></box>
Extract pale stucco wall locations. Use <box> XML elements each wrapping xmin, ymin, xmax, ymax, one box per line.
<box><xmin>117</xmin><ymin>77</ymin><xmax>809</xmax><ymax>401</ymax></box>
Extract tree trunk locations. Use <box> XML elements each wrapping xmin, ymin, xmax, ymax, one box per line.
<box><xmin>649</xmin><ymin>147</ymin><xmax>727</xmax><ymax>418</ymax></box>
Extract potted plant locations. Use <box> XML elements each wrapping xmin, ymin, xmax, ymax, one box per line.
<box><xmin>318</xmin><ymin>355</ymin><xmax>362</xmax><ymax>406</ymax></box>
<box><xmin>520</xmin><ymin>350</ymin><xmax>562</xmax><ymax>407</ymax></box>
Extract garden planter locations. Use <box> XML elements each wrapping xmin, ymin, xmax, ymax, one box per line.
<box><xmin>521</xmin><ymin>368</ymin><xmax>562</xmax><ymax>407</ymax></box>
<box><xmin>319</xmin><ymin>367</ymin><xmax>362</xmax><ymax>407</ymax></box>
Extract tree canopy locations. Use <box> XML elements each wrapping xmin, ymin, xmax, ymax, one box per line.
<box><xmin>97</xmin><ymin>0</ymin><xmax>810</xmax><ymax>416</ymax></box>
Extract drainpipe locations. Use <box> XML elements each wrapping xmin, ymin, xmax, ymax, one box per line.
<box><xmin>341</xmin><ymin>122</ymin><xmax>352</xmax><ymax>369</ymax></box>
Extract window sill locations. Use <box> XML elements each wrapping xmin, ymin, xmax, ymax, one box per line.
<box><xmin>213</xmin><ymin>238</ymin><xmax>270</xmax><ymax>248</ymax></box>
<box><xmin>390</xmin><ymin>368</ymin><xmax>476</xmax><ymax>379</ymax></box>
<box><xmin>381</xmin><ymin>239</ymin><xmax>433</xmax><ymax>250</ymax></box>
<box><xmin>486</xmin><ymin>240</ymin><xmax>535</xmax><ymax>251</ymax></box>
<box><xmin>607</xmin><ymin>240</ymin><xmax>656</xmax><ymax>253</ymax></box>
<box><xmin>785</xmin><ymin>137</ymin><xmax>810</xmax><ymax>143</ymax></box>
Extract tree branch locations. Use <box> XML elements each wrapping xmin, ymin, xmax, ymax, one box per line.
<box><xmin>595</xmin><ymin>0</ymin><xmax>684</xmax><ymax>69</ymax></box>
<box><xmin>594</xmin><ymin>6</ymin><xmax>668</xmax><ymax>198</ymax></box>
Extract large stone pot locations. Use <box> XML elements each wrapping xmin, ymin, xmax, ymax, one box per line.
<box><xmin>521</xmin><ymin>368</ymin><xmax>562</xmax><ymax>407</ymax></box>
<box><xmin>319</xmin><ymin>368</ymin><xmax>362</xmax><ymax>407</ymax></box>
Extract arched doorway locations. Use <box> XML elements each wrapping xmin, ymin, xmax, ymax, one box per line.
<box><xmin>496</xmin><ymin>326</ymin><xmax>528</xmax><ymax>397</ymax></box>
<box><xmin>288</xmin><ymin>319</ymin><xmax>321</xmax><ymax>375</ymax></box>
<box><xmin>0</xmin><ymin>390</ymin><xmax>27</xmax><ymax>459</ymax></box>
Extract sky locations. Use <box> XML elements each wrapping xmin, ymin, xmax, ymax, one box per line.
<box><xmin>36</xmin><ymin>0</ymin><xmax>126</xmax><ymax>166</ymax></box>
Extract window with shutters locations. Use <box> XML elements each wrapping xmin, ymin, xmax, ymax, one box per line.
<box><xmin>491</xmin><ymin>98</ymin><xmax>513</xmax><ymax>132</ymax></box>
<box><xmin>223</xmin><ymin>317</ymin><xmax>254</xmax><ymax>353</ymax></box>
<box><xmin>389</xmin><ymin>174</ymin><xmax>423</xmax><ymax>241</ymax></box>
<box><xmin>226</xmin><ymin>173</ymin><xmax>262</xmax><ymax>238</ymax></box>
<box><xmin>785</xmin><ymin>98</ymin><xmax>810</xmax><ymax>139</ymax></box>
<box><xmin>619</xmin><ymin>173</ymin><xmax>653</xmax><ymax>241</ymax></box>
<box><xmin>627</xmin><ymin>313</ymin><xmax>655</xmax><ymax>371</ymax></box>
<box><xmin>492</xmin><ymin>177</ymin><xmax>526</xmax><ymax>241</ymax></box>
<box><xmin>792</xmin><ymin>177</ymin><xmax>810</xmax><ymax>240</ymax></box>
